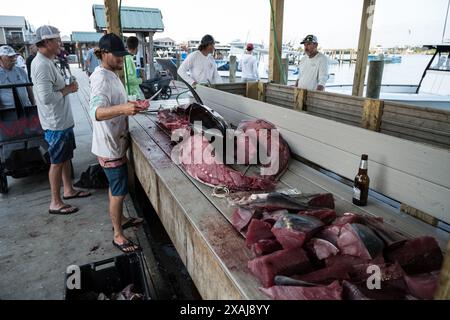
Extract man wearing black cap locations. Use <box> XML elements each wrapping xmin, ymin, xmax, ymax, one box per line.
<box><xmin>89</xmin><ymin>33</ymin><xmax>146</xmax><ymax>253</ymax></box>
<box><xmin>295</xmin><ymin>35</ymin><xmax>329</xmax><ymax>91</ymax></box>
<box><xmin>178</xmin><ymin>34</ymin><xmax>222</xmax><ymax>87</ymax></box>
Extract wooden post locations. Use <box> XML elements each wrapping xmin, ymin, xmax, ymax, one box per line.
<box><xmin>269</xmin><ymin>0</ymin><xmax>284</xmax><ymax>84</ymax></box>
<box><xmin>229</xmin><ymin>55</ymin><xmax>237</xmax><ymax>83</ymax></box>
<box><xmin>104</xmin><ymin>0</ymin><xmax>121</xmax><ymax>35</ymax></box>
<box><xmin>246</xmin><ymin>81</ymin><xmax>259</xmax><ymax>100</ymax></box>
<box><xmin>148</xmin><ymin>32</ymin><xmax>156</xmax><ymax>79</ymax></box>
<box><xmin>436</xmin><ymin>240</ymin><xmax>450</xmax><ymax>300</ymax></box>
<box><xmin>176</xmin><ymin>52</ymin><xmax>181</xmax><ymax>81</ymax></box>
<box><xmin>294</xmin><ymin>88</ymin><xmax>307</xmax><ymax>112</ymax></box>
<box><xmin>352</xmin><ymin>0</ymin><xmax>376</xmax><ymax>97</ymax></box>
<box><xmin>361</xmin><ymin>99</ymin><xmax>383</xmax><ymax>131</ymax></box>
<box><xmin>281</xmin><ymin>58</ymin><xmax>289</xmax><ymax>85</ymax></box>
<box><xmin>258</xmin><ymin>81</ymin><xmax>267</xmax><ymax>102</ymax></box>
<box><xmin>104</xmin><ymin>0</ymin><xmax>125</xmax><ymax>84</ymax></box>
<box><xmin>366</xmin><ymin>59</ymin><xmax>384</xmax><ymax>99</ymax></box>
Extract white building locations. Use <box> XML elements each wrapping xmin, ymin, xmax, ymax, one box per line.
<box><xmin>0</xmin><ymin>15</ymin><xmax>34</xmax><ymax>45</ymax></box>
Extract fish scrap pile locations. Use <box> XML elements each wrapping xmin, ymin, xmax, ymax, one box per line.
<box><xmin>157</xmin><ymin>104</ymin><xmax>291</xmax><ymax>191</ymax></box>
<box><xmin>79</xmin><ymin>284</ymin><xmax>144</xmax><ymax>300</ymax></box>
<box><xmin>229</xmin><ymin>191</ymin><xmax>443</xmax><ymax>300</ymax></box>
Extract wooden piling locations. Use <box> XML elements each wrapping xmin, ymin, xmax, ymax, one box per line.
<box><xmin>229</xmin><ymin>55</ymin><xmax>237</xmax><ymax>83</ymax></box>
<box><xmin>352</xmin><ymin>0</ymin><xmax>376</xmax><ymax>96</ymax></box>
<box><xmin>366</xmin><ymin>59</ymin><xmax>384</xmax><ymax>99</ymax></box>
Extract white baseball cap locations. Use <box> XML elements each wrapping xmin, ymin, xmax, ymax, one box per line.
<box><xmin>0</xmin><ymin>45</ymin><xmax>18</xmax><ymax>57</ymax></box>
<box><xmin>34</xmin><ymin>25</ymin><xmax>61</xmax><ymax>44</ymax></box>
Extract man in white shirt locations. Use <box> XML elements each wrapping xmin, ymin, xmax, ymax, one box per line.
<box><xmin>240</xmin><ymin>43</ymin><xmax>259</xmax><ymax>82</ymax></box>
<box><xmin>31</xmin><ymin>25</ymin><xmax>91</xmax><ymax>216</ymax></box>
<box><xmin>178</xmin><ymin>34</ymin><xmax>222</xmax><ymax>87</ymax></box>
<box><xmin>90</xmin><ymin>33</ymin><xmax>146</xmax><ymax>253</ymax></box>
<box><xmin>295</xmin><ymin>35</ymin><xmax>329</xmax><ymax>91</ymax></box>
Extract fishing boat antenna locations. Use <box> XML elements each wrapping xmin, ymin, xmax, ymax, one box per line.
<box><xmin>443</xmin><ymin>0</ymin><xmax>450</xmax><ymax>43</ymax></box>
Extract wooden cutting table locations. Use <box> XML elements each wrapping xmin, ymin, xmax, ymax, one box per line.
<box><xmin>129</xmin><ymin>94</ymin><xmax>450</xmax><ymax>300</ymax></box>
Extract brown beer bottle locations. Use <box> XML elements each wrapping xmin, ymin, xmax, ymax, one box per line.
<box><xmin>352</xmin><ymin>154</ymin><xmax>370</xmax><ymax>206</ymax></box>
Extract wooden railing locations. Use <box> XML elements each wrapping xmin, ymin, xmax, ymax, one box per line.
<box><xmin>211</xmin><ymin>82</ymin><xmax>450</xmax><ymax>150</ymax></box>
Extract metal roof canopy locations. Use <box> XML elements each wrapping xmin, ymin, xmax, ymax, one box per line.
<box><xmin>92</xmin><ymin>4</ymin><xmax>164</xmax><ymax>33</ymax></box>
<box><xmin>71</xmin><ymin>31</ymin><xmax>103</xmax><ymax>43</ymax></box>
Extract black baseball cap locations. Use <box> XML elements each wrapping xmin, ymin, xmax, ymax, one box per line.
<box><xmin>201</xmin><ymin>34</ymin><xmax>215</xmax><ymax>46</ymax></box>
<box><xmin>301</xmin><ymin>34</ymin><xmax>318</xmax><ymax>44</ymax></box>
<box><xmin>99</xmin><ymin>33</ymin><xmax>129</xmax><ymax>57</ymax></box>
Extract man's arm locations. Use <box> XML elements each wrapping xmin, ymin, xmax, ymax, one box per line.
<box><xmin>316</xmin><ymin>56</ymin><xmax>329</xmax><ymax>91</ymax></box>
<box><xmin>178</xmin><ymin>53</ymin><xmax>196</xmax><ymax>86</ymax></box>
<box><xmin>95</xmin><ymin>102</ymin><xmax>141</xmax><ymax>121</ymax></box>
<box><xmin>26</xmin><ymin>86</ymin><xmax>35</xmax><ymax>105</ymax></box>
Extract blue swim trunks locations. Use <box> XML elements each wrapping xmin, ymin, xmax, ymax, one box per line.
<box><xmin>103</xmin><ymin>163</ymin><xmax>129</xmax><ymax>197</ymax></box>
<box><xmin>44</xmin><ymin>127</ymin><xmax>76</xmax><ymax>164</ymax></box>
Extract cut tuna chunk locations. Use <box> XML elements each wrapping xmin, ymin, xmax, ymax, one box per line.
<box><xmin>298</xmin><ymin>209</ymin><xmax>337</xmax><ymax>225</ymax></box>
<box><xmin>309</xmin><ymin>238</ymin><xmax>339</xmax><ymax>260</ymax></box>
<box><xmin>404</xmin><ymin>271</ymin><xmax>440</xmax><ymax>300</ymax></box>
<box><xmin>317</xmin><ymin>225</ymin><xmax>342</xmax><ymax>246</ymax></box>
<box><xmin>332</xmin><ymin>213</ymin><xmax>364</xmax><ymax>226</ymax></box>
<box><xmin>246</xmin><ymin>193</ymin><xmax>335</xmax><ymax>212</ymax></box>
<box><xmin>231</xmin><ymin>207</ymin><xmax>255</xmax><ymax>232</ymax></box>
<box><xmin>245</xmin><ymin>219</ymin><xmax>274</xmax><ymax>248</ymax></box>
<box><xmin>306</xmin><ymin>193</ymin><xmax>335</xmax><ymax>209</ymax></box>
<box><xmin>360</xmin><ymin>216</ymin><xmax>407</xmax><ymax>249</ymax></box>
<box><xmin>337</xmin><ymin>223</ymin><xmax>385</xmax><ymax>260</ymax></box>
<box><xmin>342</xmin><ymin>280</ymin><xmax>406</xmax><ymax>300</ymax></box>
<box><xmin>261</xmin><ymin>280</ymin><xmax>342</xmax><ymax>300</ymax></box>
<box><xmin>251</xmin><ymin>239</ymin><xmax>282</xmax><ymax>256</ymax></box>
<box><xmin>248</xmin><ymin>247</ymin><xmax>311</xmax><ymax>288</ymax></box>
<box><xmin>386</xmin><ymin>236</ymin><xmax>443</xmax><ymax>274</ymax></box>
<box><xmin>293</xmin><ymin>264</ymin><xmax>351</xmax><ymax>285</ymax></box>
<box><xmin>325</xmin><ymin>254</ymin><xmax>385</xmax><ymax>268</ymax></box>
<box><xmin>349</xmin><ymin>262</ymin><xmax>405</xmax><ymax>285</ymax></box>
<box><xmin>271</xmin><ymin>213</ymin><xmax>324</xmax><ymax>249</ymax></box>
<box><xmin>261</xmin><ymin>210</ymin><xmax>288</xmax><ymax>226</ymax></box>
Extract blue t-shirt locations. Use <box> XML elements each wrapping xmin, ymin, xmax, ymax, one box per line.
<box><xmin>86</xmin><ymin>48</ymin><xmax>100</xmax><ymax>73</ymax></box>
<box><xmin>0</xmin><ymin>66</ymin><xmax>31</xmax><ymax>108</ymax></box>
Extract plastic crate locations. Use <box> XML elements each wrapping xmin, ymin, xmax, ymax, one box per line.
<box><xmin>64</xmin><ymin>252</ymin><xmax>151</xmax><ymax>300</ymax></box>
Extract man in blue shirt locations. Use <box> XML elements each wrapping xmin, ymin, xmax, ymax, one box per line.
<box><xmin>0</xmin><ymin>45</ymin><xmax>34</xmax><ymax>108</ymax></box>
<box><xmin>85</xmin><ymin>46</ymin><xmax>100</xmax><ymax>77</ymax></box>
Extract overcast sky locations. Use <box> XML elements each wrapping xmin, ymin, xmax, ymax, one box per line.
<box><xmin>2</xmin><ymin>0</ymin><xmax>449</xmax><ymax>48</ymax></box>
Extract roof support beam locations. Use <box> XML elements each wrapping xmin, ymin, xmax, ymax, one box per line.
<box><xmin>269</xmin><ymin>0</ymin><xmax>284</xmax><ymax>84</ymax></box>
<box><xmin>352</xmin><ymin>0</ymin><xmax>376</xmax><ymax>97</ymax></box>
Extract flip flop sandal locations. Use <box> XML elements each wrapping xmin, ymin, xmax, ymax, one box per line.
<box><xmin>63</xmin><ymin>190</ymin><xmax>92</xmax><ymax>200</ymax></box>
<box><xmin>49</xmin><ymin>204</ymin><xmax>79</xmax><ymax>215</ymax></box>
<box><xmin>112</xmin><ymin>239</ymin><xmax>142</xmax><ymax>253</ymax></box>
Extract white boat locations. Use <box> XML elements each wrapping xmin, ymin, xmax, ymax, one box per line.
<box><xmin>327</xmin><ymin>45</ymin><xmax>450</xmax><ymax>110</ymax></box>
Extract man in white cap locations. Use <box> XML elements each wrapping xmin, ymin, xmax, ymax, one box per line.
<box><xmin>295</xmin><ymin>35</ymin><xmax>329</xmax><ymax>91</ymax></box>
<box><xmin>31</xmin><ymin>25</ymin><xmax>91</xmax><ymax>215</ymax></box>
<box><xmin>0</xmin><ymin>45</ymin><xmax>34</xmax><ymax>108</ymax></box>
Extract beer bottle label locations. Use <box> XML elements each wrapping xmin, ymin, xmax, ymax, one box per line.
<box><xmin>353</xmin><ymin>187</ymin><xmax>361</xmax><ymax>200</ymax></box>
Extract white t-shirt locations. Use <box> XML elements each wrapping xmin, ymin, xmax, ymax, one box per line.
<box><xmin>178</xmin><ymin>50</ymin><xmax>223</xmax><ymax>86</ymax></box>
<box><xmin>297</xmin><ymin>52</ymin><xmax>329</xmax><ymax>91</ymax></box>
<box><xmin>89</xmin><ymin>66</ymin><xmax>129</xmax><ymax>159</ymax></box>
<box><xmin>240</xmin><ymin>54</ymin><xmax>259</xmax><ymax>80</ymax></box>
